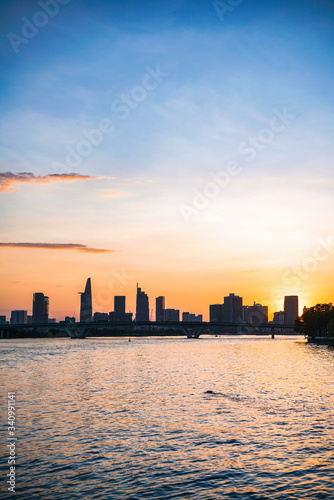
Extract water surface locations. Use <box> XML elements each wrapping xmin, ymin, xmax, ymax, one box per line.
<box><xmin>1</xmin><ymin>336</ymin><xmax>333</xmax><ymax>499</ymax></box>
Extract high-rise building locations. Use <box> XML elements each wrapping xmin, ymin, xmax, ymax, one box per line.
<box><xmin>109</xmin><ymin>296</ymin><xmax>132</xmax><ymax>322</ymax></box>
<box><xmin>164</xmin><ymin>309</ymin><xmax>180</xmax><ymax>321</ymax></box>
<box><xmin>210</xmin><ymin>304</ymin><xmax>224</xmax><ymax>322</ymax></box>
<box><xmin>32</xmin><ymin>293</ymin><xmax>49</xmax><ymax>324</ymax></box>
<box><xmin>79</xmin><ymin>278</ymin><xmax>92</xmax><ymax>322</ymax></box>
<box><xmin>114</xmin><ymin>296</ymin><xmax>126</xmax><ymax>318</ymax></box>
<box><xmin>136</xmin><ymin>284</ymin><xmax>149</xmax><ymax>321</ymax></box>
<box><xmin>273</xmin><ymin>311</ymin><xmax>285</xmax><ymax>325</ymax></box>
<box><xmin>10</xmin><ymin>310</ymin><xmax>28</xmax><ymax>325</ymax></box>
<box><xmin>109</xmin><ymin>311</ymin><xmax>133</xmax><ymax>322</ymax></box>
<box><xmin>93</xmin><ymin>312</ymin><xmax>109</xmax><ymax>322</ymax></box>
<box><xmin>183</xmin><ymin>312</ymin><xmax>192</xmax><ymax>322</ymax></box>
<box><xmin>284</xmin><ymin>295</ymin><xmax>299</xmax><ymax>325</ymax></box>
<box><xmin>223</xmin><ymin>293</ymin><xmax>243</xmax><ymax>323</ymax></box>
<box><xmin>183</xmin><ymin>312</ymin><xmax>202</xmax><ymax>322</ymax></box>
<box><xmin>243</xmin><ymin>302</ymin><xmax>268</xmax><ymax>324</ymax></box>
<box><xmin>156</xmin><ymin>296</ymin><xmax>165</xmax><ymax>322</ymax></box>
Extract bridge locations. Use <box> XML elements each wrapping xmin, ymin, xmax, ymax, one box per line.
<box><xmin>0</xmin><ymin>320</ymin><xmax>297</xmax><ymax>339</ymax></box>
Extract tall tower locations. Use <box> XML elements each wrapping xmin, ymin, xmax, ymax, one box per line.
<box><xmin>80</xmin><ymin>278</ymin><xmax>92</xmax><ymax>322</ymax></box>
<box><xmin>223</xmin><ymin>293</ymin><xmax>243</xmax><ymax>323</ymax></box>
<box><xmin>284</xmin><ymin>295</ymin><xmax>298</xmax><ymax>325</ymax></box>
<box><xmin>32</xmin><ymin>293</ymin><xmax>49</xmax><ymax>324</ymax></box>
<box><xmin>114</xmin><ymin>296</ymin><xmax>126</xmax><ymax>321</ymax></box>
<box><xmin>210</xmin><ymin>304</ymin><xmax>224</xmax><ymax>322</ymax></box>
<box><xmin>136</xmin><ymin>284</ymin><xmax>149</xmax><ymax>321</ymax></box>
<box><xmin>156</xmin><ymin>296</ymin><xmax>165</xmax><ymax>322</ymax></box>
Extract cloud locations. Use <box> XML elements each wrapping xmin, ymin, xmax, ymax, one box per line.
<box><xmin>100</xmin><ymin>190</ymin><xmax>131</xmax><ymax>199</ymax></box>
<box><xmin>0</xmin><ymin>243</ymin><xmax>114</xmax><ymax>253</ymax></box>
<box><xmin>0</xmin><ymin>171</ymin><xmax>99</xmax><ymax>193</ymax></box>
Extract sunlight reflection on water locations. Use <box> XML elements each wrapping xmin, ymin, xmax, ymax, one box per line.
<box><xmin>1</xmin><ymin>336</ymin><xmax>333</xmax><ymax>499</ymax></box>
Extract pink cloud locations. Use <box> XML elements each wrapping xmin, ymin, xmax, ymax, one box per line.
<box><xmin>0</xmin><ymin>171</ymin><xmax>97</xmax><ymax>193</ymax></box>
<box><xmin>0</xmin><ymin>242</ymin><xmax>114</xmax><ymax>253</ymax></box>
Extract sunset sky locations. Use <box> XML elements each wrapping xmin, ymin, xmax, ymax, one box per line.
<box><xmin>0</xmin><ymin>0</ymin><xmax>333</xmax><ymax>321</ymax></box>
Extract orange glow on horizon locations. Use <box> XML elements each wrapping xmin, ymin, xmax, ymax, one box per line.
<box><xmin>0</xmin><ymin>247</ymin><xmax>332</xmax><ymax>322</ymax></box>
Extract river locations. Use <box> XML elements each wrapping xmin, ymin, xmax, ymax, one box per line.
<box><xmin>1</xmin><ymin>336</ymin><xmax>333</xmax><ymax>499</ymax></box>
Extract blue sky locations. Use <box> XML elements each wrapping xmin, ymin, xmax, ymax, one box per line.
<box><xmin>0</xmin><ymin>0</ymin><xmax>333</xmax><ymax>318</ymax></box>
<box><xmin>1</xmin><ymin>0</ymin><xmax>333</xmax><ymax>178</ymax></box>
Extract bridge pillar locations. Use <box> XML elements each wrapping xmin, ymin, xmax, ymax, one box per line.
<box><xmin>180</xmin><ymin>326</ymin><xmax>192</xmax><ymax>338</ymax></box>
<box><xmin>77</xmin><ymin>326</ymin><xmax>87</xmax><ymax>339</ymax></box>
<box><xmin>180</xmin><ymin>326</ymin><xmax>204</xmax><ymax>338</ymax></box>
<box><xmin>64</xmin><ymin>325</ymin><xmax>87</xmax><ymax>339</ymax></box>
<box><xmin>193</xmin><ymin>326</ymin><xmax>204</xmax><ymax>338</ymax></box>
<box><xmin>64</xmin><ymin>326</ymin><xmax>76</xmax><ymax>338</ymax></box>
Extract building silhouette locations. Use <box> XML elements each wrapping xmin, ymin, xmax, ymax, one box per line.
<box><xmin>182</xmin><ymin>312</ymin><xmax>202</xmax><ymax>322</ymax></box>
<box><xmin>210</xmin><ymin>304</ymin><xmax>224</xmax><ymax>322</ymax></box>
<box><xmin>93</xmin><ymin>312</ymin><xmax>109</xmax><ymax>322</ymax></box>
<box><xmin>273</xmin><ymin>311</ymin><xmax>285</xmax><ymax>325</ymax></box>
<box><xmin>136</xmin><ymin>284</ymin><xmax>149</xmax><ymax>321</ymax></box>
<box><xmin>10</xmin><ymin>310</ymin><xmax>28</xmax><ymax>325</ymax></box>
<box><xmin>223</xmin><ymin>293</ymin><xmax>243</xmax><ymax>323</ymax></box>
<box><xmin>284</xmin><ymin>295</ymin><xmax>299</xmax><ymax>325</ymax></box>
<box><xmin>109</xmin><ymin>296</ymin><xmax>133</xmax><ymax>322</ymax></box>
<box><xmin>156</xmin><ymin>296</ymin><xmax>165</xmax><ymax>322</ymax></box>
<box><xmin>114</xmin><ymin>296</ymin><xmax>125</xmax><ymax>318</ymax></box>
<box><xmin>243</xmin><ymin>302</ymin><xmax>268</xmax><ymax>324</ymax></box>
<box><xmin>164</xmin><ymin>308</ymin><xmax>180</xmax><ymax>321</ymax></box>
<box><xmin>79</xmin><ymin>278</ymin><xmax>92</xmax><ymax>322</ymax></box>
<box><xmin>65</xmin><ymin>316</ymin><xmax>76</xmax><ymax>323</ymax></box>
<box><xmin>32</xmin><ymin>293</ymin><xmax>49</xmax><ymax>324</ymax></box>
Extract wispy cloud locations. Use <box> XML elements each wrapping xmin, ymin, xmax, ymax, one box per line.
<box><xmin>100</xmin><ymin>190</ymin><xmax>131</xmax><ymax>199</ymax></box>
<box><xmin>0</xmin><ymin>171</ymin><xmax>99</xmax><ymax>193</ymax></box>
<box><xmin>0</xmin><ymin>243</ymin><xmax>114</xmax><ymax>253</ymax></box>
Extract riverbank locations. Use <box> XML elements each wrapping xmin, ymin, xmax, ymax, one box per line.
<box><xmin>308</xmin><ymin>336</ymin><xmax>334</xmax><ymax>346</ymax></box>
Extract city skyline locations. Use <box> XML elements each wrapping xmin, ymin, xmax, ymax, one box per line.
<box><xmin>0</xmin><ymin>275</ymin><xmax>312</xmax><ymax>324</ymax></box>
<box><xmin>0</xmin><ymin>0</ymin><xmax>333</xmax><ymax>324</ymax></box>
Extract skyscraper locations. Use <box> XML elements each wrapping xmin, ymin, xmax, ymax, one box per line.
<box><xmin>114</xmin><ymin>296</ymin><xmax>126</xmax><ymax>319</ymax></box>
<box><xmin>210</xmin><ymin>304</ymin><xmax>224</xmax><ymax>322</ymax></box>
<box><xmin>80</xmin><ymin>278</ymin><xmax>92</xmax><ymax>322</ymax></box>
<box><xmin>183</xmin><ymin>312</ymin><xmax>202</xmax><ymax>322</ymax></box>
<box><xmin>243</xmin><ymin>302</ymin><xmax>268</xmax><ymax>324</ymax></box>
<box><xmin>284</xmin><ymin>295</ymin><xmax>299</xmax><ymax>325</ymax></box>
<box><xmin>164</xmin><ymin>309</ymin><xmax>180</xmax><ymax>321</ymax></box>
<box><xmin>136</xmin><ymin>284</ymin><xmax>149</xmax><ymax>321</ymax></box>
<box><xmin>110</xmin><ymin>295</ymin><xmax>133</xmax><ymax>322</ymax></box>
<box><xmin>10</xmin><ymin>310</ymin><xmax>28</xmax><ymax>325</ymax></box>
<box><xmin>156</xmin><ymin>296</ymin><xmax>165</xmax><ymax>322</ymax></box>
<box><xmin>32</xmin><ymin>293</ymin><xmax>49</xmax><ymax>324</ymax></box>
<box><xmin>273</xmin><ymin>311</ymin><xmax>285</xmax><ymax>325</ymax></box>
<box><xmin>223</xmin><ymin>293</ymin><xmax>243</xmax><ymax>323</ymax></box>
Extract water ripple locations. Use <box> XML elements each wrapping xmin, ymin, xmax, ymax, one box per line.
<box><xmin>0</xmin><ymin>337</ymin><xmax>333</xmax><ymax>498</ymax></box>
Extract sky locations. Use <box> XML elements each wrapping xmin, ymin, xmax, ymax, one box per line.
<box><xmin>0</xmin><ymin>0</ymin><xmax>333</xmax><ymax>321</ymax></box>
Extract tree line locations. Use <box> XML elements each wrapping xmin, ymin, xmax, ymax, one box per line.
<box><xmin>295</xmin><ymin>303</ymin><xmax>334</xmax><ymax>338</ymax></box>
